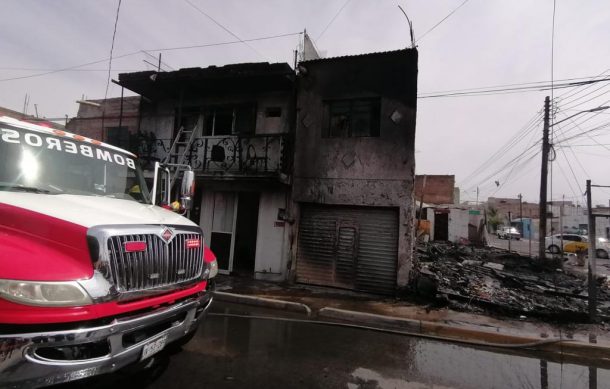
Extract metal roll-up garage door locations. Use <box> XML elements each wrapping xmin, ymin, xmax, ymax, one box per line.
<box><xmin>296</xmin><ymin>204</ymin><xmax>398</xmax><ymax>295</ymax></box>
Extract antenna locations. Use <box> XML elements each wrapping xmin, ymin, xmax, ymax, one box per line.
<box><xmin>397</xmin><ymin>5</ymin><xmax>415</xmax><ymax>48</ymax></box>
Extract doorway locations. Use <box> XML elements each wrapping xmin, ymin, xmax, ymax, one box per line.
<box><xmin>233</xmin><ymin>192</ymin><xmax>260</xmax><ymax>275</ymax></box>
<box><xmin>434</xmin><ymin>211</ymin><xmax>449</xmax><ymax>241</ymax></box>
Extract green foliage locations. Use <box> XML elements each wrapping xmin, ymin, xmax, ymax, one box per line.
<box><xmin>486</xmin><ymin>206</ymin><xmax>503</xmax><ymax>231</ymax></box>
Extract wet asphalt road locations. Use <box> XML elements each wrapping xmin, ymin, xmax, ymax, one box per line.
<box><xmin>58</xmin><ymin>302</ymin><xmax>610</xmax><ymax>389</ymax></box>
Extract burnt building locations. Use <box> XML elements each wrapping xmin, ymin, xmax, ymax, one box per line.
<box><xmin>116</xmin><ymin>63</ymin><xmax>295</xmax><ymax>281</ymax></box>
<box><xmin>77</xmin><ymin>48</ymin><xmax>420</xmax><ymax>294</ymax></box>
<box><xmin>291</xmin><ymin>49</ymin><xmax>418</xmax><ymax>294</ymax></box>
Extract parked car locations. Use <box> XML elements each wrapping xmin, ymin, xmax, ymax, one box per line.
<box><xmin>544</xmin><ymin>234</ymin><xmax>610</xmax><ymax>259</ymax></box>
<box><xmin>497</xmin><ymin>226</ymin><xmax>521</xmax><ymax>240</ymax></box>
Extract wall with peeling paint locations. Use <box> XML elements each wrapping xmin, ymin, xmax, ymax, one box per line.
<box><xmin>291</xmin><ymin>49</ymin><xmax>418</xmax><ymax>290</ymax></box>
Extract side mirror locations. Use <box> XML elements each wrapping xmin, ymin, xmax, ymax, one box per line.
<box><xmin>180</xmin><ymin>170</ymin><xmax>195</xmax><ymax>210</ymax></box>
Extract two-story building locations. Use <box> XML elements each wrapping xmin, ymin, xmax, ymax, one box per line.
<box><xmin>71</xmin><ymin>48</ymin><xmax>419</xmax><ymax>295</ymax></box>
<box><xmin>291</xmin><ymin>49</ymin><xmax>418</xmax><ymax>294</ymax></box>
<box><xmin>116</xmin><ymin>62</ymin><xmax>295</xmax><ymax>281</ymax></box>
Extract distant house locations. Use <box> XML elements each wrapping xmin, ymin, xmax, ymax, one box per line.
<box><xmin>415</xmin><ymin>175</ymin><xmax>455</xmax><ymax>205</ymax></box>
<box><xmin>0</xmin><ymin>105</ymin><xmax>64</xmax><ymax>130</ymax></box>
<box><xmin>65</xmin><ymin>96</ymin><xmax>141</xmax><ymax>150</ymax></box>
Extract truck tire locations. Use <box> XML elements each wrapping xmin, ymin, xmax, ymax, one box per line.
<box><xmin>548</xmin><ymin>245</ymin><xmax>561</xmax><ymax>254</ymax></box>
<box><xmin>596</xmin><ymin>249</ymin><xmax>609</xmax><ymax>259</ymax></box>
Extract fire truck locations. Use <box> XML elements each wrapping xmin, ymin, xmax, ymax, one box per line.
<box><xmin>0</xmin><ymin>116</ymin><xmax>217</xmax><ymax>387</ymax></box>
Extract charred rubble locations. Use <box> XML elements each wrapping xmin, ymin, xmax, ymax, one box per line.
<box><xmin>411</xmin><ymin>242</ymin><xmax>610</xmax><ymax>322</ymax></box>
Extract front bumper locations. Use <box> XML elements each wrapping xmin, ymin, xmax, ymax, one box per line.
<box><xmin>0</xmin><ymin>289</ymin><xmax>213</xmax><ymax>388</ymax></box>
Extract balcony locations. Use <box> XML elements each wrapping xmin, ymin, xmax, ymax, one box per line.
<box><xmin>136</xmin><ymin>133</ymin><xmax>289</xmax><ymax>179</ymax></box>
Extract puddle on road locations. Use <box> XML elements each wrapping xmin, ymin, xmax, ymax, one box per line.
<box><xmin>138</xmin><ymin>303</ymin><xmax>610</xmax><ymax>389</ymax></box>
<box><xmin>348</xmin><ymin>367</ymin><xmax>456</xmax><ymax>389</ymax></box>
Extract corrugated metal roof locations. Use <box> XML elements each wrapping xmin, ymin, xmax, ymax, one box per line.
<box><xmin>300</xmin><ymin>48</ymin><xmax>415</xmax><ymax>64</ymax></box>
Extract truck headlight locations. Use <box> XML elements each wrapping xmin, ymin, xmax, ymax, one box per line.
<box><xmin>0</xmin><ymin>279</ymin><xmax>92</xmax><ymax>307</ymax></box>
<box><xmin>208</xmin><ymin>259</ymin><xmax>218</xmax><ymax>279</ymax></box>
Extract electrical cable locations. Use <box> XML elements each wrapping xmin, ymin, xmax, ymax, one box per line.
<box><xmin>490</xmin><ymin>121</ymin><xmax>544</xmax><ymax>196</ymax></box>
<box><xmin>104</xmin><ymin>0</ymin><xmax>122</xmax><ymax>101</ymax></box>
<box><xmin>465</xmin><ymin>141</ymin><xmax>542</xmax><ymax>194</ymax></box>
<box><xmin>417</xmin><ymin>78</ymin><xmax>610</xmax><ymax>99</ymax></box>
<box><xmin>145</xmin><ymin>32</ymin><xmax>303</xmax><ymax>53</ymax></box>
<box><xmin>556</xmin><ymin>68</ymin><xmax>610</xmax><ymax>103</ymax></box>
<box><xmin>183</xmin><ymin>0</ymin><xmax>265</xmax><ymax>60</ymax></box>
<box><xmin>489</xmin><ymin>148</ymin><xmax>541</xmax><ymax>197</ymax></box>
<box><xmin>206</xmin><ymin>312</ymin><xmax>562</xmax><ymax>350</ymax></box>
<box><xmin>316</xmin><ymin>0</ymin><xmax>352</xmax><ymax>41</ymax></box>
<box><xmin>459</xmin><ymin>111</ymin><xmax>542</xmax><ymax>188</ymax></box>
<box><xmin>0</xmin><ymin>33</ymin><xmax>303</xmax><ymax>83</ymax></box>
<box><xmin>418</xmin><ymin>76</ymin><xmax>610</xmax><ymax>97</ymax></box>
<box><xmin>416</xmin><ymin>0</ymin><xmax>470</xmax><ymax>44</ymax></box>
<box><xmin>556</xmin><ymin>110</ymin><xmax>610</xmax><ymax>152</ymax></box>
<box><xmin>561</xmin><ymin>84</ymin><xmax>610</xmax><ymax>111</ymax></box>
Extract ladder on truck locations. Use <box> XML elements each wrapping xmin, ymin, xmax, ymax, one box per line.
<box><xmin>163</xmin><ymin>116</ymin><xmax>201</xmax><ymax>183</ymax></box>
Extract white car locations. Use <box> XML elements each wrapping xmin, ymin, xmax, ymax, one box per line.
<box><xmin>497</xmin><ymin>226</ymin><xmax>521</xmax><ymax>240</ymax></box>
<box><xmin>545</xmin><ymin>234</ymin><xmax>610</xmax><ymax>259</ymax></box>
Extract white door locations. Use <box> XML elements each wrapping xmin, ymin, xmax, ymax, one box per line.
<box><xmin>201</xmin><ymin>191</ymin><xmax>238</xmax><ymax>274</ymax></box>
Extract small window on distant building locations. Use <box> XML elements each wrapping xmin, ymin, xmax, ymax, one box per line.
<box><xmin>106</xmin><ymin>126</ymin><xmax>129</xmax><ymax>149</ymax></box>
<box><xmin>323</xmin><ymin>98</ymin><xmax>380</xmax><ymax>138</ymax></box>
<box><xmin>265</xmin><ymin>107</ymin><xmax>282</xmax><ymax>118</ymax></box>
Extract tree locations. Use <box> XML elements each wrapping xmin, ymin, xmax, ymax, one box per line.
<box><xmin>486</xmin><ymin>206</ymin><xmax>503</xmax><ymax>232</ymax></box>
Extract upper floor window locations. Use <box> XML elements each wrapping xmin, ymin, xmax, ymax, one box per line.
<box><xmin>323</xmin><ymin>98</ymin><xmax>380</xmax><ymax>138</ymax></box>
<box><xmin>203</xmin><ymin>104</ymin><xmax>256</xmax><ymax>136</ymax></box>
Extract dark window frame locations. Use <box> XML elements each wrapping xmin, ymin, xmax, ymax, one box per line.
<box><xmin>202</xmin><ymin>103</ymin><xmax>257</xmax><ymax>136</ymax></box>
<box><xmin>322</xmin><ymin>98</ymin><xmax>381</xmax><ymax>138</ymax></box>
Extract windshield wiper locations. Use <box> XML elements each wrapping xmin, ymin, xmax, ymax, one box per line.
<box><xmin>0</xmin><ymin>184</ymin><xmax>51</xmax><ymax>194</ymax></box>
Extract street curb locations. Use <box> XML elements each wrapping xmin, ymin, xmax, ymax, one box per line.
<box><xmin>317</xmin><ymin>307</ymin><xmax>610</xmax><ymax>359</ymax></box>
<box><xmin>214</xmin><ymin>291</ymin><xmax>312</xmax><ymax>316</ymax></box>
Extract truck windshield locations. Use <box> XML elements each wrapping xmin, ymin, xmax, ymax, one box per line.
<box><xmin>0</xmin><ymin>124</ymin><xmax>151</xmax><ymax>204</ymax></box>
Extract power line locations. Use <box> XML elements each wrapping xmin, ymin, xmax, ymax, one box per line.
<box><xmin>416</xmin><ymin>0</ymin><xmax>470</xmax><ymax>43</ymax></box>
<box><xmin>459</xmin><ymin>110</ymin><xmax>542</xmax><ymax>187</ymax></box>
<box><xmin>556</xmin><ymin>109</ymin><xmax>610</xmax><ymax>152</ymax></box>
<box><xmin>556</xmin><ymin>68</ymin><xmax>610</xmax><ymax>102</ymax></box>
<box><xmin>316</xmin><ymin>0</ymin><xmax>352</xmax><ymax>41</ymax></box>
<box><xmin>104</xmin><ymin>0</ymin><xmax>122</xmax><ymax>101</ymax></box>
<box><xmin>183</xmin><ymin>0</ymin><xmax>265</xmax><ymax>59</ymax></box>
<box><xmin>419</xmin><ymin>75</ymin><xmax>610</xmax><ymax>96</ymax></box>
<box><xmin>0</xmin><ymin>67</ymin><xmax>141</xmax><ymax>72</ymax></box>
<box><xmin>0</xmin><ymin>33</ymin><xmax>302</xmax><ymax>83</ymax></box>
<box><xmin>417</xmin><ymin>77</ymin><xmax>610</xmax><ymax>99</ymax></box>
<box><xmin>145</xmin><ymin>32</ymin><xmax>302</xmax><ymax>53</ymax></box>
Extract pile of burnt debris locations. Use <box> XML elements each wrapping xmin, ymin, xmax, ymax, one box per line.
<box><xmin>412</xmin><ymin>242</ymin><xmax>610</xmax><ymax>322</ymax></box>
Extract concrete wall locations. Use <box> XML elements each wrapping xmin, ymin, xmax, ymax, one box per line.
<box><xmin>487</xmin><ymin>197</ymin><xmax>539</xmax><ymax>220</ymax></box>
<box><xmin>254</xmin><ymin>191</ymin><xmax>290</xmax><ymax>281</ymax></box>
<box><xmin>292</xmin><ymin>49</ymin><xmax>418</xmax><ymax>289</ymax></box>
<box><xmin>448</xmin><ymin>208</ymin><xmax>470</xmax><ymax>243</ymax></box>
<box><xmin>415</xmin><ymin>175</ymin><xmax>455</xmax><ymax>205</ymax></box>
<box><xmin>66</xmin><ymin>96</ymin><xmax>141</xmax><ymax>142</ymax></box>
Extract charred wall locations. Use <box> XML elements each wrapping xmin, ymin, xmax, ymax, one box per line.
<box><xmin>292</xmin><ymin>49</ymin><xmax>418</xmax><ymax>288</ymax></box>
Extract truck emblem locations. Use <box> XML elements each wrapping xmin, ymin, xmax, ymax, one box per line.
<box><xmin>161</xmin><ymin>228</ymin><xmax>173</xmax><ymax>242</ymax></box>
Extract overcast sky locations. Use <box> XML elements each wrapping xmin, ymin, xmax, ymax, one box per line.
<box><xmin>1</xmin><ymin>0</ymin><xmax>609</xmax><ymax>205</ymax></box>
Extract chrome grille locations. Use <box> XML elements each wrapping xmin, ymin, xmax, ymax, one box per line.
<box><xmin>106</xmin><ymin>232</ymin><xmax>203</xmax><ymax>292</ymax></box>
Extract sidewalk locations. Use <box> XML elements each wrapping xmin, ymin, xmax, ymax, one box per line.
<box><xmin>214</xmin><ymin>275</ymin><xmax>610</xmax><ymax>364</ymax></box>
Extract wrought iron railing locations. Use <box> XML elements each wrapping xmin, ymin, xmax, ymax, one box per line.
<box><xmin>135</xmin><ymin>134</ymin><xmax>289</xmax><ymax>177</ymax></box>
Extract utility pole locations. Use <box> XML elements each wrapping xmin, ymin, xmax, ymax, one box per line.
<box><xmin>518</xmin><ymin>193</ymin><xmax>523</xmax><ymax>236</ymax></box>
<box><xmin>587</xmin><ymin>180</ymin><xmax>597</xmax><ymax>321</ymax></box>
<box><xmin>538</xmin><ymin>96</ymin><xmax>551</xmax><ymax>260</ymax></box>
<box><xmin>508</xmin><ymin>211</ymin><xmax>512</xmax><ymax>253</ymax></box>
